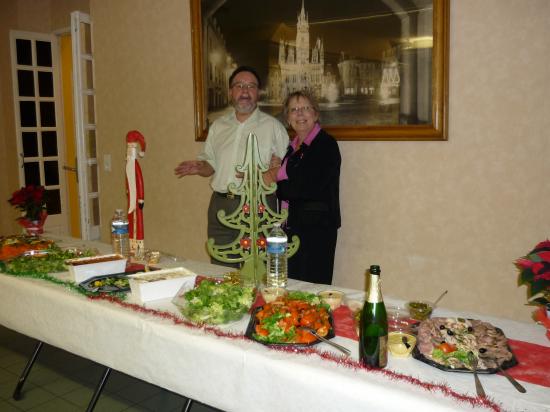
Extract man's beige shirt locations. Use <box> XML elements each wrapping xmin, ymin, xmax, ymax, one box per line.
<box><xmin>198</xmin><ymin>108</ymin><xmax>289</xmax><ymax>193</ymax></box>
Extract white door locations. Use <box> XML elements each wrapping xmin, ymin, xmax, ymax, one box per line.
<box><xmin>71</xmin><ymin>11</ymin><xmax>101</xmax><ymax>240</ymax></box>
<box><xmin>10</xmin><ymin>30</ymin><xmax>68</xmax><ymax>234</ymax></box>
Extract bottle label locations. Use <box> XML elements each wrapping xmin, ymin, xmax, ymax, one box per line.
<box><xmin>366</xmin><ymin>275</ymin><xmax>383</xmax><ymax>303</ymax></box>
<box><xmin>266</xmin><ymin>237</ymin><xmax>286</xmax><ymax>254</ymax></box>
<box><xmin>112</xmin><ymin>223</ymin><xmax>129</xmax><ymax>235</ymax></box>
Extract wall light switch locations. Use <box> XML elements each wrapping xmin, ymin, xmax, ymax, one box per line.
<box><xmin>104</xmin><ymin>154</ymin><xmax>112</xmax><ymax>172</ymax></box>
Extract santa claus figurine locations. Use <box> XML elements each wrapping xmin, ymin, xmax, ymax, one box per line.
<box><xmin>125</xmin><ymin>130</ymin><xmax>146</xmax><ymax>259</ymax></box>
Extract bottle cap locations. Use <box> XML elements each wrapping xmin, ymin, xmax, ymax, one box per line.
<box><xmin>115</xmin><ymin>208</ymin><xmax>123</xmax><ymax>214</ymax></box>
<box><xmin>369</xmin><ymin>265</ymin><xmax>381</xmax><ymax>275</ymax></box>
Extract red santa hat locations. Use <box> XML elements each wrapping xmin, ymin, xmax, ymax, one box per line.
<box><xmin>126</xmin><ymin>130</ymin><xmax>146</xmax><ymax>156</ymax></box>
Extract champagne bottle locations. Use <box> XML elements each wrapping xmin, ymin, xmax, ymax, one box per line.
<box><xmin>359</xmin><ymin>265</ymin><xmax>388</xmax><ymax>368</ymax></box>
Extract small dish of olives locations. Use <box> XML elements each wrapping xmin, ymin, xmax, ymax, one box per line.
<box><xmin>406</xmin><ymin>300</ymin><xmax>433</xmax><ymax>321</ymax></box>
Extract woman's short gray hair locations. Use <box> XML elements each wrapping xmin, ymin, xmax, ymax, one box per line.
<box><xmin>282</xmin><ymin>90</ymin><xmax>321</xmax><ymax>123</ymax></box>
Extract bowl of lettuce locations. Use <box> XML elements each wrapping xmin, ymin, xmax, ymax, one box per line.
<box><xmin>175</xmin><ymin>279</ymin><xmax>255</xmax><ymax>324</ymax></box>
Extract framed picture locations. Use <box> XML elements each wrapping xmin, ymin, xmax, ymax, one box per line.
<box><xmin>190</xmin><ymin>0</ymin><xmax>449</xmax><ymax>141</ymax></box>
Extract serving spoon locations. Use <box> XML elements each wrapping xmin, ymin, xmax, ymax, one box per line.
<box><xmin>298</xmin><ymin>327</ymin><xmax>351</xmax><ymax>357</ymax></box>
<box><xmin>432</xmin><ymin>290</ymin><xmax>448</xmax><ymax>307</ymax></box>
<box><xmin>468</xmin><ymin>352</ymin><xmax>486</xmax><ymax>398</ymax></box>
<box><xmin>498</xmin><ymin>366</ymin><xmax>526</xmax><ymax>393</ymax></box>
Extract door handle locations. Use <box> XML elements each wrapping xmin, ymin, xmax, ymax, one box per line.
<box><xmin>63</xmin><ymin>162</ymin><xmax>79</xmax><ymax>183</ymax></box>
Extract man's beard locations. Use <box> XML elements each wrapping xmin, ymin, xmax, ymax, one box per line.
<box><xmin>232</xmin><ymin>98</ymin><xmax>256</xmax><ymax>114</ymax></box>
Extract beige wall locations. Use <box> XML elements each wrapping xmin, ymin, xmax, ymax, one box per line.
<box><xmin>1</xmin><ymin>0</ymin><xmax>548</xmax><ymax>323</ymax></box>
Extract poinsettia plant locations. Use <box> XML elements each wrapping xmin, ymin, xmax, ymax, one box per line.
<box><xmin>8</xmin><ymin>185</ymin><xmax>47</xmax><ymax>222</ymax></box>
<box><xmin>516</xmin><ymin>240</ymin><xmax>550</xmax><ymax>306</ymax></box>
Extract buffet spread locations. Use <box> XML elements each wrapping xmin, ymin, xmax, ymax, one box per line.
<box><xmin>1</xmin><ymin>234</ymin><xmax>549</xmax><ymax>412</ymax></box>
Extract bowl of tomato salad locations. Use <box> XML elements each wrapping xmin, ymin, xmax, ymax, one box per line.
<box><xmin>246</xmin><ymin>291</ymin><xmax>334</xmax><ymax>346</ymax></box>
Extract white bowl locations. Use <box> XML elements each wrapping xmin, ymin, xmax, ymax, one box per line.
<box><xmin>318</xmin><ymin>290</ymin><xmax>344</xmax><ymax>310</ymax></box>
<box><xmin>128</xmin><ymin>267</ymin><xmax>196</xmax><ymax>302</ymax></box>
<box><xmin>66</xmin><ymin>254</ymin><xmax>127</xmax><ymax>283</ymax></box>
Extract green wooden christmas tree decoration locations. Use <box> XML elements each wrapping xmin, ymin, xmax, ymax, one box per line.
<box><xmin>206</xmin><ymin>133</ymin><xmax>299</xmax><ymax>286</ymax></box>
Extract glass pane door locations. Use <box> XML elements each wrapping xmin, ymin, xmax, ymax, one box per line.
<box><xmin>10</xmin><ymin>31</ymin><xmax>68</xmax><ymax>234</ymax></box>
<box><xmin>71</xmin><ymin>11</ymin><xmax>100</xmax><ymax>240</ymax></box>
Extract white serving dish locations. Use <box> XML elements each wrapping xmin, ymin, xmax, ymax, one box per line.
<box><xmin>318</xmin><ymin>290</ymin><xmax>344</xmax><ymax>310</ymax></box>
<box><xmin>128</xmin><ymin>267</ymin><xmax>196</xmax><ymax>302</ymax></box>
<box><xmin>66</xmin><ymin>254</ymin><xmax>127</xmax><ymax>283</ymax></box>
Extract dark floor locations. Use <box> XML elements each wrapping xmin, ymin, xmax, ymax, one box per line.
<box><xmin>0</xmin><ymin>326</ymin><xmax>221</xmax><ymax>412</ymax></box>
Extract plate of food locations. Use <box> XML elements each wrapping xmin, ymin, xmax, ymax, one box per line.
<box><xmin>173</xmin><ymin>279</ymin><xmax>256</xmax><ymax>325</ymax></box>
<box><xmin>413</xmin><ymin>317</ymin><xmax>517</xmax><ymax>373</ymax></box>
<box><xmin>245</xmin><ymin>291</ymin><xmax>334</xmax><ymax>347</ymax></box>
<box><xmin>0</xmin><ymin>235</ymin><xmax>54</xmax><ymax>261</ymax></box>
<box><xmin>79</xmin><ymin>273</ymin><xmax>131</xmax><ymax>293</ymax></box>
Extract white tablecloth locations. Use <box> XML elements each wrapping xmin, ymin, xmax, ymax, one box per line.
<box><xmin>0</xmin><ymin>235</ymin><xmax>549</xmax><ymax>412</ymax></box>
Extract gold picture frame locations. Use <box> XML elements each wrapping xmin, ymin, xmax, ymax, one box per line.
<box><xmin>190</xmin><ymin>0</ymin><xmax>449</xmax><ymax>141</ymax></box>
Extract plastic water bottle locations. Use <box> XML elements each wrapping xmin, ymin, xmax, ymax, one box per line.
<box><xmin>111</xmin><ymin>209</ymin><xmax>130</xmax><ymax>257</ymax></box>
<box><xmin>266</xmin><ymin>222</ymin><xmax>288</xmax><ymax>288</ymax></box>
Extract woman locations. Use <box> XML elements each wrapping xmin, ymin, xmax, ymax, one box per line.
<box><xmin>276</xmin><ymin>90</ymin><xmax>341</xmax><ymax>285</ymax></box>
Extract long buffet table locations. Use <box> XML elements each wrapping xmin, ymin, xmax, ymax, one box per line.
<box><xmin>0</xmin><ymin>235</ymin><xmax>549</xmax><ymax>412</ymax></box>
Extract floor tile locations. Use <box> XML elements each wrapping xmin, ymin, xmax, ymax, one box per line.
<box><xmin>122</xmin><ymin>404</ymin><xmax>153</xmax><ymax>412</ymax></box>
<box><xmin>59</xmin><ymin>386</ymin><xmax>95</xmax><ymax>408</ymax></box>
<box><xmin>0</xmin><ymin>399</ymin><xmax>22</xmax><ymax>412</ymax></box>
<box><xmin>6</xmin><ymin>386</ymin><xmax>56</xmax><ymax>411</ymax></box>
<box><xmin>41</xmin><ymin>376</ymin><xmax>83</xmax><ymax>396</ymax></box>
<box><xmin>104</xmin><ymin>371</ymin><xmax>139</xmax><ymax>393</ymax></box>
<box><xmin>68</xmin><ymin>362</ymin><xmax>106</xmax><ymax>385</ymax></box>
<box><xmin>0</xmin><ymin>379</ymin><xmax>35</xmax><ymax>401</ymax></box>
<box><xmin>0</xmin><ymin>368</ymin><xmax>17</xmax><ymax>384</ymax></box>
<box><xmin>88</xmin><ymin>392</ymin><xmax>133</xmax><ymax>412</ymax></box>
<box><xmin>189</xmin><ymin>400</ymin><xmax>224</xmax><ymax>412</ymax></box>
<box><xmin>27</xmin><ymin>397</ymin><xmax>80</xmax><ymax>412</ymax></box>
<box><xmin>0</xmin><ymin>353</ymin><xmax>28</xmax><ymax>369</ymax></box>
<box><xmin>25</xmin><ymin>367</ymin><xmax>64</xmax><ymax>386</ymax></box>
<box><xmin>139</xmin><ymin>390</ymin><xmax>187</xmax><ymax>411</ymax></box>
<box><xmin>115</xmin><ymin>378</ymin><xmax>162</xmax><ymax>403</ymax></box>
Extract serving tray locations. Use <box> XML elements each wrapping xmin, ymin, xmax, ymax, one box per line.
<box><xmin>412</xmin><ymin>322</ymin><xmax>518</xmax><ymax>374</ymax></box>
<box><xmin>412</xmin><ymin>346</ymin><xmax>517</xmax><ymax>374</ymax></box>
<box><xmin>245</xmin><ymin>306</ymin><xmax>335</xmax><ymax>348</ymax></box>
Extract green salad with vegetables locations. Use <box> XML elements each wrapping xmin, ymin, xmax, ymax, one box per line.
<box><xmin>181</xmin><ymin>280</ymin><xmax>255</xmax><ymax>324</ymax></box>
<box><xmin>1</xmin><ymin>245</ymin><xmax>95</xmax><ymax>275</ymax></box>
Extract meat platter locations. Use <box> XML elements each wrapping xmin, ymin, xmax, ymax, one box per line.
<box><xmin>413</xmin><ymin>317</ymin><xmax>517</xmax><ymax>373</ymax></box>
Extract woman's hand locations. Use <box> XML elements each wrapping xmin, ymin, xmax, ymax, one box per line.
<box><xmin>262</xmin><ymin>154</ymin><xmax>282</xmax><ymax>185</ymax></box>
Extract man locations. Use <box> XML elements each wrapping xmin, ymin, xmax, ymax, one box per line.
<box><xmin>175</xmin><ymin>66</ymin><xmax>289</xmax><ymax>266</ymax></box>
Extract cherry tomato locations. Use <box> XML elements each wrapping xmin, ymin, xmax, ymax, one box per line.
<box><xmin>296</xmin><ymin>329</ymin><xmax>317</xmax><ymax>344</ymax></box>
<box><xmin>437</xmin><ymin>342</ymin><xmax>457</xmax><ymax>353</ymax></box>
<box><xmin>255</xmin><ymin>325</ymin><xmax>269</xmax><ymax>337</ymax></box>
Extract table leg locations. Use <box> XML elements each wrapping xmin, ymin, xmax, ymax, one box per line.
<box><xmin>12</xmin><ymin>340</ymin><xmax>44</xmax><ymax>400</ymax></box>
<box><xmin>85</xmin><ymin>366</ymin><xmax>112</xmax><ymax>412</ymax></box>
<box><xmin>182</xmin><ymin>398</ymin><xmax>194</xmax><ymax>412</ymax></box>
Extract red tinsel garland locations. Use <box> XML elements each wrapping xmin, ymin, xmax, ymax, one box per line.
<box><xmin>88</xmin><ymin>293</ymin><xmax>502</xmax><ymax>411</ymax></box>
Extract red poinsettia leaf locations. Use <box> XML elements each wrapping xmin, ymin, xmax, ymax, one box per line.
<box><xmin>516</xmin><ymin>257</ymin><xmax>535</xmax><ymax>269</ymax></box>
<box><xmin>534</xmin><ymin>251</ymin><xmax>550</xmax><ymax>263</ymax></box>
<box><xmin>534</xmin><ymin>240</ymin><xmax>550</xmax><ymax>251</ymax></box>
<box><xmin>534</xmin><ymin>271</ymin><xmax>550</xmax><ymax>282</ymax></box>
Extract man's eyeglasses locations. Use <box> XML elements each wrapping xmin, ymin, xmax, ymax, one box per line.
<box><xmin>231</xmin><ymin>82</ymin><xmax>258</xmax><ymax>91</ymax></box>
<box><xmin>289</xmin><ymin>106</ymin><xmax>313</xmax><ymax>114</ymax></box>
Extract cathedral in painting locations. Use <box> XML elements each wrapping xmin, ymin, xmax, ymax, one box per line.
<box><xmin>267</xmin><ymin>1</ymin><xmax>338</xmax><ymax>103</ymax></box>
